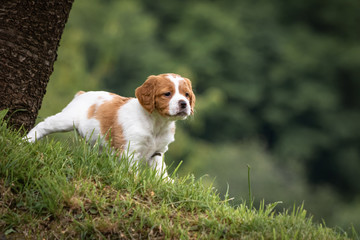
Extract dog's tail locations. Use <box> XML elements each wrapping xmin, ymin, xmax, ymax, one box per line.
<box><xmin>75</xmin><ymin>91</ymin><xmax>86</xmax><ymax>98</ymax></box>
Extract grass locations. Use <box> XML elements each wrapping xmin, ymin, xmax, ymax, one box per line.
<box><xmin>0</xmin><ymin>110</ymin><xmax>355</xmax><ymax>239</ymax></box>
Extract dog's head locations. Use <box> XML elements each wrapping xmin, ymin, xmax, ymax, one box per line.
<box><xmin>135</xmin><ymin>73</ymin><xmax>195</xmax><ymax>119</ymax></box>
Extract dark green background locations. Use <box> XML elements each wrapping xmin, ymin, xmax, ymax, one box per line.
<box><xmin>39</xmin><ymin>0</ymin><xmax>360</xmax><ymax>232</ymax></box>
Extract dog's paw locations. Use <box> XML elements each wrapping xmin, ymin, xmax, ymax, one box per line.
<box><xmin>163</xmin><ymin>175</ymin><xmax>175</xmax><ymax>184</ymax></box>
<box><xmin>22</xmin><ymin>135</ymin><xmax>35</xmax><ymax>143</ymax></box>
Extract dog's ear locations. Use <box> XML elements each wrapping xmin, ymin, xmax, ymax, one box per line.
<box><xmin>184</xmin><ymin>78</ymin><xmax>196</xmax><ymax>115</ymax></box>
<box><xmin>135</xmin><ymin>75</ymin><xmax>158</xmax><ymax>113</ymax></box>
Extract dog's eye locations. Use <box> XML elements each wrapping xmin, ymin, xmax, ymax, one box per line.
<box><xmin>164</xmin><ymin>92</ymin><xmax>171</xmax><ymax>97</ymax></box>
<box><xmin>185</xmin><ymin>92</ymin><xmax>190</xmax><ymax>98</ymax></box>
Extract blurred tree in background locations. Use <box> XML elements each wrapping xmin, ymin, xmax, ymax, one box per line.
<box><xmin>39</xmin><ymin>0</ymin><xmax>360</xmax><ymax>232</ymax></box>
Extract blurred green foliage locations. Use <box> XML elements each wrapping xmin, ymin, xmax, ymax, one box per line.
<box><xmin>39</xmin><ymin>0</ymin><xmax>360</xmax><ymax>232</ymax></box>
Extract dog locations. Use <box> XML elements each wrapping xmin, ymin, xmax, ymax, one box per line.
<box><xmin>25</xmin><ymin>73</ymin><xmax>195</xmax><ymax>178</ymax></box>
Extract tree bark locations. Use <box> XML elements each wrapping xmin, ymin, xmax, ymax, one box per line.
<box><xmin>0</xmin><ymin>0</ymin><xmax>74</xmax><ymax>132</ymax></box>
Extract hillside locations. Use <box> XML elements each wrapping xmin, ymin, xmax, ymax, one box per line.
<box><xmin>0</xmin><ymin>111</ymin><xmax>353</xmax><ymax>239</ymax></box>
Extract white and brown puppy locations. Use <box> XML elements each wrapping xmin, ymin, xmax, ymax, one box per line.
<box><xmin>25</xmin><ymin>73</ymin><xmax>195</xmax><ymax>177</ymax></box>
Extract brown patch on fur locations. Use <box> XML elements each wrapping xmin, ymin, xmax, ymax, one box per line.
<box><xmin>135</xmin><ymin>75</ymin><xmax>157</xmax><ymax>113</ymax></box>
<box><xmin>87</xmin><ymin>104</ymin><xmax>96</xmax><ymax>119</ymax></box>
<box><xmin>135</xmin><ymin>74</ymin><xmax>175</xmax><ymax>116</ymax></box>
<box><xmin>75</xmin><ymin>91</ymin><xmax>85</xmax><ymax>97</ymax></box>
<box><xmin>87</xmin><ymin>94</ymin><xmax>130</xmax><ymax>151</ymax></box>
<box><xmin>179</xmin><ymin>78</ymin><xmax>196</xmax><ymax>114</ymax></box>
<box><xmin>154</xmin><ymin>74</ymin><xmax>175</xmax><ymax>117</ymax></box>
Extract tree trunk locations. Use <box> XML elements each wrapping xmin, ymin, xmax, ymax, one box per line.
<box><xmin>0</xmin><ymin>0</ymin><xmax>74</xmax><ymax>132</ymax></box>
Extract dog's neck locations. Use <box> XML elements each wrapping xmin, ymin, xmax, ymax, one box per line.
<box><xmin>149</xmin><ymin>111</ymin><xmax>176</xmax><ymax>135</ymax></box>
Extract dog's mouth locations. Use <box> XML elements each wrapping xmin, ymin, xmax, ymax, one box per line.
<box><xmin>166</xmin><ymin>111</ymin><xmax>189</xmax><ymax>119</ymax></box>
<box><xmin>175</xmin><ymin>111</ymin><xmax>188</xmax><ymax>117</ymax></box>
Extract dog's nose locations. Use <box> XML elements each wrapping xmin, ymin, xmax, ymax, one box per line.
<box><xmin>179</xmin><ymin>100</ymin><xmax>187</xmax><ymax>109</ymax></box>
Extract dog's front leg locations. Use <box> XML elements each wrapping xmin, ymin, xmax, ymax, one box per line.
<box><xmin>148</xmin><ymin>153</ymin><xmax>169</xmax><ymax>179</ymax></box>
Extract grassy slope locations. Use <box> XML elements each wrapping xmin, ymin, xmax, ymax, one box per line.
<box><xmin>0</xmin><ymin>111</ymin><xmax>353</xmax><ymax>239</ymax></box>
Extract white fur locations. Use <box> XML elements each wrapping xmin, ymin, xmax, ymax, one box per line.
<box><xmin>117</xmin><ymin>98</ymin><xmax>176</xmax><ymax>175</ymax></box>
